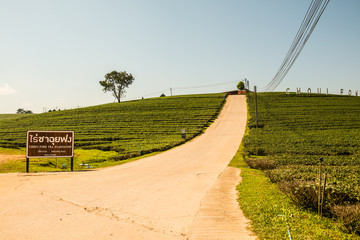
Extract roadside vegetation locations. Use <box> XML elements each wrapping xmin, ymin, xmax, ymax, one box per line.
<box><xmin>232</xmin><ymin>92</ymin><xmax>360</xmax><ymax>239</ymax></box>
<box><xmin>0</xmin><ymin>93</ymin><xmax>226</xmax><ymax>173</ymax></box>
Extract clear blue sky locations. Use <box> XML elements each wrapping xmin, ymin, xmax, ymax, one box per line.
<box><xmin>1</xmin><ymin>0</ymin><xmax>359</xmax><ymax>113</ymax></box>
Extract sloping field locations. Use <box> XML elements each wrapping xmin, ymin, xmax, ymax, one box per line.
<box><xmin>0</xmin><ymin>114</ymin><xmax>21</xmax><ymax>121</ymax></box>
<box><xmin>0</xmin><ymin>93</ymin><xmax>226</xmax><ymax>172</ymax></box>
<box><xmin>0</xmin><ymin>94</ymin><xmax>226</xmax><ymax>152</ymax></box>
<box><xmin>243</xmin><ymin>92</ymin><xmax>360</xmax><ymax>235</ymax></box>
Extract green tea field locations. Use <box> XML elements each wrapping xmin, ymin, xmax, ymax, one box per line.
<box><xmin>243</xmin><ymin>92</ymin><xmax>360</xmax><ymax>235</ymax></box>
<box><xmin>0</xmin><ymin>93</ymin><xmax>226</xmax><ymax>172</ymax></box>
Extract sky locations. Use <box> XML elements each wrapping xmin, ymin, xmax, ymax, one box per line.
<box><xmin>0</xmin><ymin>0</ymin><xmax>359</xmax><ymax>113</ymax></box>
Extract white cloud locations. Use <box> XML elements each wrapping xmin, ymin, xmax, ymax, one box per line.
<box><xmin>0</xmin><ymin>83</ymin><xmax>17</xmax><ymax>95</ymax></box>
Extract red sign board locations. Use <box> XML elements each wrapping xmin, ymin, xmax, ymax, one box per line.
<box><xmin>26</xmin><ymin>131</ymin><xmax>74</xmax><ymax>158</ymax></box>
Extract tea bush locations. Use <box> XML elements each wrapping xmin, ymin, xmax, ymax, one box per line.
<box><xmin>244</xmin><ymin>92</ymin><xmax>360</xmax><ymax>235</ymax></box>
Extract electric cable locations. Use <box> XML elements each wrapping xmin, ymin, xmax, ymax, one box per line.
<box><xmin>262</xmin><ymin>0</ymin><xmax>330</xmax><ymax>92</ymax></box>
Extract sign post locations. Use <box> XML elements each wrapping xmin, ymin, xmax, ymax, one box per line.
<box><xmin>181</xmin><ymin>129</ymin><xmax>186</xmax><ymax>140</ymax></box>
<box><xmin>26</xmin><ymin>131</ymin><xmax>74</xmax><ymax>173</ymax></box>
<box><xmin>26</xmin><ymin>158</ymin><xmax>29</xmax><ymax>173</ymax></box>
<box><xmin>254</xmin><ymin>86</ymin><xmax>258</xmax><ymax>128</ymax></box>
<box><xmin>71</xmin><ymin>157</ymin><xmax>74</xmax><ymax>171</ymax></box>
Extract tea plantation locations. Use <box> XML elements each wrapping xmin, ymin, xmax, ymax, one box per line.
<box><xmin>0</xmin><ymin>93</ymin><xmax>226</xmax><ymax>171</ymax></box>
<box><xmin>243</xmin><ymin>92</ymin><xmax>360</xmax><ymax>234</ymax></box>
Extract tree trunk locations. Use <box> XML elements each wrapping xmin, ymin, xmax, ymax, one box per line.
<box><xmin>112</xmin><ymin>88</ymin><xmax>121</xmax><ymax>103</ymax></box>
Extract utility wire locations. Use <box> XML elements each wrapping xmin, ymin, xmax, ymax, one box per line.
<box><xmin>128</xmin><ymin>80</ymin><xmax>239</xmax><ymax>100</ymax></box>
<box><xmin>262</xmin><ymin>0</ymin><xmax>330</xmax><ymax>92</ymax></box>
<box><xmin>263</xmin><ymin>0</ymin><xmax>321</xmax><ymax>91</ymax></box>
<box><xmin>173</xmin><ymin>80</ymin><xmax>238</xmax><ymax>90</ymax></box>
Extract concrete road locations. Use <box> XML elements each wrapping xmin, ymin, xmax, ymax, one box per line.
<box><xmin>0</xmin><ymin>95</ymin><xmax>255</xmax><ymax>240</ymax></box>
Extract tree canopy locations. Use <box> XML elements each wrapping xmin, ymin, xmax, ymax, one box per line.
<box><xmin>99</xmin><ymin>70</ymin><xmax>134</xmax><ymax>103</ymax></box>
<box><xmin>237</xmin><ymin>81</ymin><xmax>245</xmax><ymax>90</ymax></box>
<box><xmin>16</xmin><ymin>108</ymin><xmax>33</xmax><ymax>114</ymax></box>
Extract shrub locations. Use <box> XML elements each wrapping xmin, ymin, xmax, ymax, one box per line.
<box><xmin>331</xmin><ymin>204</ymin><xmax>360</xmax><ymax>234</ymax></box>
<box><xmin>244</xmin><ymin>157</ymin><xmax>277</xmax><ymax>170</ymax></box>
<box><xmin>278</xmin><ymin>181</ymin><xmax>319</xmax><ymax>211</ymax></box>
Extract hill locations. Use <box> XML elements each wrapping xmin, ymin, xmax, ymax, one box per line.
<box><xmin>0</xmin><ymin>114</ymin><xmax>22</xmax><ymax>120</ymax></box>
<box><xmin>0</xmin><ymin>93</ymin><xmax>226</xmax><ymax>170</ymax></box>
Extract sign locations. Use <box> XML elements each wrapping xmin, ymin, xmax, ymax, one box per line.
<box><xmin>181</xmin><ymin>129</ymin><xmax>186</xmax><ymax>139</ymax></box>
<box><xmin>26</xmin><ymin>131</ymin><xmax>74</xmax><ymax>158</ymax></box>
<box><xmin>285</xmin><ymin>88</ymin><xmax>359</xmax><ymax>96</ymax></box>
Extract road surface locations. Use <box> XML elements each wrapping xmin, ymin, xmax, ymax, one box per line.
<box><xmin>0</xmin><ymin>95</ymin><xmax>256</xmax><ymax>240</ymax></box>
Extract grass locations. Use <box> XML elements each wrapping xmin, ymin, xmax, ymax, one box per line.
<box><xmin>0</xmin><ymin>148</ymin><xmax>115</xmax><ymax>173</ymax></box>
<box><xmin>0</xmin><ymin>147</ymin><xmax>163</xmax><ymax>173</ymax></box>
<box><xmin>0</xmin><ymin>146</ymin><xmax>25</xmax><ymax>155</ymax></box>
<box><xmin>230</xmin><ymin>145</ymin><xmax>359</xmax><ymax>239</ymax></box>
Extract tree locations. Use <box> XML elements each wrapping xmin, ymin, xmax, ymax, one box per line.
<box><xmin>16</xmin><ymin>108</ymin><xmax>24</xmax><ymax>114</ymax></box>
<box><xmin>237</xmin><ymin>81</ymin><xmax>245</xmax><ymax>90</ymax></box>
<box><xmin>99</xmin><ymin>70</ymin><xmax>135</xmax><ymax>103</ymax></box>
<box><xmin>16</xmin><ymin>108</ymin><xmax>33</xmax><ymax>114</ymax></box>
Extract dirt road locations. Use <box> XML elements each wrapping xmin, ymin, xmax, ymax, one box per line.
<box><xmin>0</xmin><ymin>95</ymin><xmax>256</xmax><ymax>240</ymax></box>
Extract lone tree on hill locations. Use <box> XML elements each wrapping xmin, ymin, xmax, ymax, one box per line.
<box><xmin>16</xmin><ymin>108</ymin><xmax>33</xmax><ymax>114</ymax></box>
<box><xmin>237</xmin><ymin>81</ymin><xmax>245</xmax><ymax>91</ymax></box>
<box><xmin>99</xmin><ymin>70</ymin><xmax>134</xmax><ymax>103</ymax></box>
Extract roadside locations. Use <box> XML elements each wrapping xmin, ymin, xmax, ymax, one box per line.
<box><xmin>229</xmin><ymin>144</ymin><xmax>359</xmax><ymax>239</ymax></box>
<box><xmin>189</xmin><ymin>166</ymin><xmax>257</xmax><ymax>240</ymax></box>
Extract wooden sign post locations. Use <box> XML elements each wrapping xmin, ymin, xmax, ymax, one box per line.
<box><xmin>26</xmin><ymin>131</ymin><xmax>74</xmax><ymax>173</ymax></box>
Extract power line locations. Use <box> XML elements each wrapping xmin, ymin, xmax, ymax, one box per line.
<box><xmin>128</xmin><ymin>80</ymin><xmax>239</xmax><ymax>100</ymax></box>
<box><xmin>173</xmin><ymin>80</ymin><xmax>238</xmax><ymax>90</ymax></box>
<box><xmin>262</xmin><ymin>0</ymin><xmax>330</xmax><ymax>92</ymax></box>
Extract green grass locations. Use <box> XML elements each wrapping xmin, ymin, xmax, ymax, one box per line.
<box><xmin>0</xmin><ymin>93</ymin><xmax>227</xmax><ymax>173</ymax></box>
<box><xmin>0</xmin><ymin>148</ymin><xmax>161</xmax><ymax>173</ymax></box>
<box><xmin>230</xmin><ymin>144</ymin><xmax>359</xmax><ymax>239</ymax></box>
<box><xmin>0</xmin><ymin>146</ymin><xmax>25</xmax><ymax>154</ymax></box>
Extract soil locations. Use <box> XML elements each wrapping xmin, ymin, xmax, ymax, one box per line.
<box><xmin>0</xmin><ymin>154</ymin><xmax>25</xmax><ymax>164</ymax></box>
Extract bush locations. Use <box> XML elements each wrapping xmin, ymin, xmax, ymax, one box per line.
<box><xmin>244</xmin><ymin>157</ymin><xmax>277</xmax><ymax>170</ymax></box>
<box><xmin>278</xmin><ymin>181</ymin><xmax>319</xmax><ymax>211</ymax></box>
<box><xmin>331</xmin><ymin>204</ymin><xmax>360</xmax><ymax>234</ymax></box>
<box><xmin>278</xmin><ymin>180</ymin><xmax>359</xmax><ymax>218</ymax></box>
